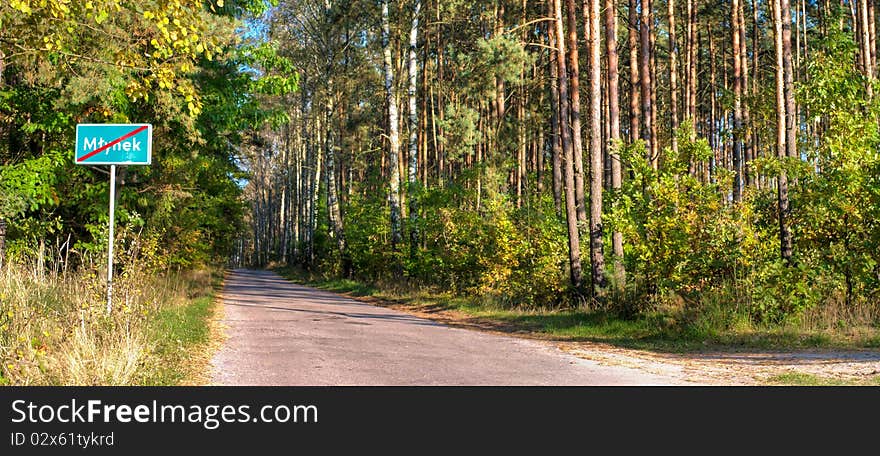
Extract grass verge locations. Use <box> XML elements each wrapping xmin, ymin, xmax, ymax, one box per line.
<box><xmin>142</xmin><ymin>293</ymin><xmax>218</xmax><ymax>386</ymax></box>
<box><xmin>140</xmin><ymin>269</ymin><xmax>225</xmax><ymax>386</ymax></box>
<box><xmin>767</xmin><ymin>372</ymin><xmax>880</xmax><ymax>386</ymax></box>
<box><xmin>0</xmin><ymin>264</ymin><xmax>223</xmax><ymax>385</ymax></box>
<box><xmin>275</xmin><ymin>266</ymin><xmax>880</xmax><ymax>353</ymax></box>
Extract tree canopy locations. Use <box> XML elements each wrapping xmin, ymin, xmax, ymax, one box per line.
<box><xmin>3</xmin><ymin>0</ymin><xmax>880</xmax><ymax>329</ymax></box>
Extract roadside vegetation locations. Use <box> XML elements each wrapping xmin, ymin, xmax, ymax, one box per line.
<box><xmin>278</xmin><ymin>267</ymin><xmax>880</xmax><ymax>353</ymax></box>
<box><xmin>768</xmin><ymin>372</ymin><xmax>880</xmax><ymax>386</ymax></box>
<box><xmin>0</xmin><ymin>1</ymin><xmax>285</xmax><ymax>385</ymax></box>
<box><xmin>0</xmin><ymin>260</ymin><xmax>221</xmax><ymax>385</ymax></box>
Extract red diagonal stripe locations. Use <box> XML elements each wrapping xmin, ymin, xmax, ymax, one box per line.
<box><xmin>77</xmin><ymin>125</ymin><xmax>149</xmax><ymax>163</ymax></box>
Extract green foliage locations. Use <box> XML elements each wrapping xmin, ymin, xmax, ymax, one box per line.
<box><xmin>249</xmin><ymin>1</ymin><xmax>880</xmax><ymax>341</ymax></box>
<box><xmin>343</xmin><ymin>193</ymin><xmax>395</xmax><ymax>279</ymax></box>
<box><xmin>614</xmin><ymin>129</ymin><xmax>767</xmax><ymax>304</ymax></box>
<box><xmin>437</xmin><ymin>104</ymin><xmax>480</xmax><ymax>163</ymax></box>
<box><xmin>0</xmin><ymin>150</ymin><xmax>65</xmax><ymax>219</ymax></box>
<box><xmin>456</xmin><ymin>35</ymin><xmax>534</xmax><ymax>100</ymax></box>
<box><xmin>0</xmin><ymin>0</ymin><xmax>283</xmax><ymax>270</ymax></box>
<box><xmin>605</xmin><ymin>19</ymin><xmax>880</xmax><ymax>324</ymax></box>
<box><xmin>484</xmin><ymin>196</ymin><xmax>569</xmax><ymax>308</ymax></box>
<box><xmin>242</xmin><ymin>42</ymin><xmax>300</xmax><ymax>96</ymax></box>
<box><xmin>794</xmin><ymin>19</ymin><xmax>880</xmax><ymax>306</ymax></box>
<box><xmin>338</xmin><ymin>175</ymin><xmax>569</xmax><ymax>307</ymax></box>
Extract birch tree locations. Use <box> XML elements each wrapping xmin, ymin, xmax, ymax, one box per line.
<box><xmin>382</xmin><ymin>0</ymin><xmax>404</xmax><ymax>256</ymax></box>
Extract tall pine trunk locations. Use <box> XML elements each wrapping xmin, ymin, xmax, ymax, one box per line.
<box><xmin>860</xmin><ymin>0</ymin><xmax>874</xmax><ymax>97</ymax></box>
<box><xmin>668</xmin><ymin>0</ymin><xmax>679</xmax><ymax>153</ymax></box>
<box><xmin>782</xmin><ymin>0</ymin><xmax>797</xmax><ymax>158</ymax></box>
<box><xmin>740</xmin><ymin>0</ymin><xmax>753</xmax><ymax>189</ymax></box>
<box><xmin>869</xmin><ymin>0</ymin><xmax>876</xmax><ymax>75</ymax></box>
<box><xmin>732</xmin><ymin>0</ymin><xmax>744</xmax><ymax>202</ymax></box>
<box><xmin>325</xmin><ymin>84</ymin><xmax>349</xmax><ymax>276</ymax></box>
<box><xmin>685</xmin><ymin>0</ymin><xmax>698</xmax><ymax>176</ymax></box>
<box><xmin>567</xmin><ymin>0</ymin><xmax>587</xmax><ymax>225</ymax></box>
<box><xmin>708</xmin><ymin>21</ymin><xmax>718</xmax><ymax>180</ymax></box>
<box><xmin>588</xmin><ymin>0</ymin><xmax>606</xmax><ymax>297</ymax></box>
<box><xmin>309</xmin><ymin>117</ymin><xmax>322</xmax><ymax>265</ymax></box>
<box><xmin>686</xmin><ymin>0</ymin><xmax>696</xmax><ymax>125</ymax></box>
<box><xmin>648</xmin><ymin>0</ymin><xmax>658</xmax><ymax>165</ymax></box>
<box><xmin>495</xmin><ymin>2</ymin><xmax>506</xmax><ymax>124</ymax></box>
<box><xmin>553</xmin><ymin>0</ymin><xmax>584</xmax><ymax>290</ymax></box>
<box><xmin>628</xmin><ymin>0</ymin><xmax>641</xmax><ymax>145</ymax></box>
<box><xmin>774</xmin><ymin>0</ymin><xmax>793</xmax><ymax>263</ymax></box>
<box><xmin>640</xmin><ymin>0</ymin><xmax>655</xmax><ymax>167</ymax></box>
<box><xmin>548</xmin><ymin>15</ymin><xmax>564</xmax><ymax>214</ymax></box>
<box><xmin>606</xmin><ymin>0</ymin><xmax>625</xmax><ymax>291</ymax></box>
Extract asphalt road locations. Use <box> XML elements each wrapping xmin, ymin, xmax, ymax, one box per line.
<box><xmin>210</xmin><ymin>269</ymin><xmax>689</xmax><ymax>385</ymax></box>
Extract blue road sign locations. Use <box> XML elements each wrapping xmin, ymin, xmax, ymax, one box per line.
<box><xmin>75</xmin><ymin>123</ymin><xmax>152</xmax><ymax>165</ymax></box>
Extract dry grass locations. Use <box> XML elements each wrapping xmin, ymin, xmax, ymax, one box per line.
<box><xmin>178</xmin><ymin>275</ymin><xmax>228</xmax><ymax>386</ymax></box>
<box><xmin>58</xmin><ymin>326</ymin><xmax>145</xmax><ymax>385</ymax></box>
<box><xmin>799</xmin><ymin>291</ymin><xmax>880</xmax><ymax>331</ymax></box>
<box><xmin>0</xmin><ymin>261</ymin><xmax>217</xmax><ymax>386</ymax></box>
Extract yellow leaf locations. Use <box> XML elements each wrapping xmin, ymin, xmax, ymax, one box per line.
<box><xmin>217</xmin><ymin>0</ymin><xmax>224</xmax><ymax>7</ymax></box>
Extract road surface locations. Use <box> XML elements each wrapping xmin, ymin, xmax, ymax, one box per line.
<box><xmin>210</xmin><ymin>269</ymin><xmax>690</xmax><ymax>385</ymax></box>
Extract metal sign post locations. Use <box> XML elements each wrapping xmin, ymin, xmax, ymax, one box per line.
<box><xmin>107</xmin><ymin>164</ymin><xmax>116</xmax><ymax>314</ymax></box>
<box><xmin>74</xmin><ymin>123</ymin><xmax>152</xmax><ymax>314</ymax></box>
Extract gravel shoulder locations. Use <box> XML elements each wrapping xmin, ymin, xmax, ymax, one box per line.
<box><xmin>336</xmin><ymin>289</ymin><xmax>880</xmax><ymax>385</ymax></box>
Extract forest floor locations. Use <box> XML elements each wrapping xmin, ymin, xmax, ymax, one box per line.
<box><xmin>275</xmin><ymin>269</ymin><xmax>880</xmax><ymax>386</ymax></box>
